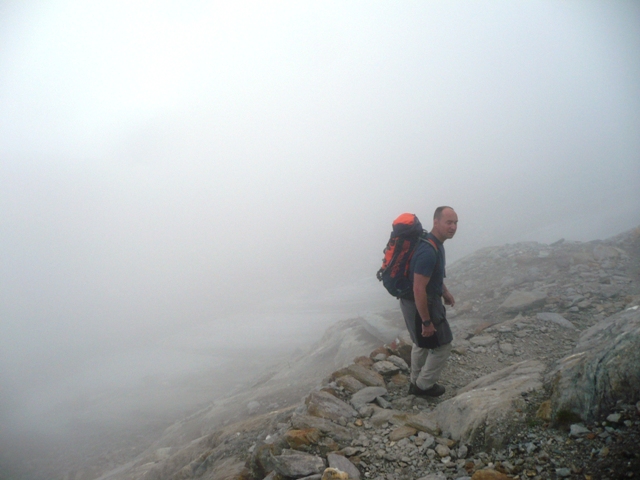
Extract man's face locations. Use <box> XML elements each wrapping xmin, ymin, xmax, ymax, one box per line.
<box><xmin>434</xmin><ymin>208</ymin><xmax>458</xmax><ymax>240</ymax></box>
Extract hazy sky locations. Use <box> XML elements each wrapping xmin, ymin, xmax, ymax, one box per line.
<box><xmin>1</xmin><ymin>0</ymin><xmax>639</xmax><ymax>447</ymax></box>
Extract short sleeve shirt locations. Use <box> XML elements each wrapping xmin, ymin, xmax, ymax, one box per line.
<box><xmin>410</xmin><ymin>233</ymin><xmax>446</xmax><ymax>297</ymax></box>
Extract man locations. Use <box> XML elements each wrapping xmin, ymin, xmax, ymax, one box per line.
<box><xmin>400</xmin><ymin>206</ymin><xmax>458</xmax><ymax>397</ymax></box>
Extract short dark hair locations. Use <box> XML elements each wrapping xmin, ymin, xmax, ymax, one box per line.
<box><xmin>434</xmin><ymin>206</ymin><xmax>453</xmax><ymax>220</ymax></box>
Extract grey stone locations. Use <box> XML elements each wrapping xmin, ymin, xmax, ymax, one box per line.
<box><xmin>372</xmin><ymin>360</ymin><xmax>400</xmax><ymax>376</ymax></box>
<box><xmin>606</xmin><ymin>413</ymin><xmax>621</xmax><ymax>423</ymax></box>
<box><xmin>344</xmin><ymin>364</ymin><xmax>386</xmax><ymax>387</ymax></box>
<box><xmin>536</xmin><ymin>312</ymin><xmax>576</xmax><ymax>329</ymax></box>
<box><xmin>470</xmin><ymin>335</ymin><xmax>497</xmax><ymax>347</ymax></box>
<box><xmin>305</xmin><ymin>391</ymin><xmax>357</xmax><ymax>422</ymax></box>
<box><xmin>499</xmin><ymin>342</ymin><xmax>515</xmax><ymax>355</ymax></box>
<box><xmin>548</xmin><ymin>308</ymin><xmax>640</xmax><ymax>421</ymax></box>
<box><xmin>569</xmin><ymin>424</ymin><xmax>590</xmax><ymax>437</ymax></box>
<box><xmin>350</xmin><ymin>386</ymin><xmax>388</xmax><ymax>410</ymax></box>
<box><xmin>336</xmin><ymin>375</ymin><xmax>366</xmax><ymax>394</ymax></box>
<box><xmin>272</xmin><ymin>449</ymin><xmax>325</xmax><ymax>477</ymax></box>
<box><xmin>327</xmin><ymin>453</ymin><xmax>361</xmax><ymax>479</ymax></box>
<box><xmin>499</xmin><ymin>290</ymin><xmax>547</xmax><ymax>313</ymax></box>
<box><xmin>555</xmin><ymin>467</ymin><xmax>571</xmax><ymax>477</ymax></box>
<box><xmin>386</xmin><ymin>355</ymin><xmax>409</xmax><ymax>372</ymax></box>
<box><xmin>404</xmin><ymin>413</ymin><xmax>440</xmax><ymax>436</ymax></box>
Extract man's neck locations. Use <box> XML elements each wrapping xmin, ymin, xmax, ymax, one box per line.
<box><xmin>431</xmin><ymin>231</ymin><xmax>446</xmax><ymax>244</ymax></box>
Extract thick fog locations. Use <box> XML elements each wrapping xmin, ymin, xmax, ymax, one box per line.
<box><xmin>1</xmin><ymin>1</ymin><xmax>639</xmax><ymax>475</ymax></box>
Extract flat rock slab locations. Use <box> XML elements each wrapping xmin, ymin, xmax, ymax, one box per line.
<box><xmin>470</xmin><ymin>335</ymin><xmax>497</xmax><ymax>347</ymax></box>
<box><xmin>499</xmin><ymin>290</ymin><xmax>547</xmax><ymax>313</ymax></box>
<box><xmin>305</xmin><ymin>391</ymin><xmax>357</xmax><ymax>422</ymax></box>
<box><xmin>536</xmin><ymin>312</ymin><xmax>576</xmax><ymax>329</ymax></box>
<box><xmin>548</xmin><ymin>308</ymin><xmax>640</xmax><ymax>421</ymax></box>
<box><xmin>327</xmin><ymin>453</ymin><xmax>361</xmax><ymax>479</ymax></box>
<box><xmin>389</xmin><ymin>425</ymin><xmax>417</xmax><ymax>442</ymax></box>
<box><xmin>341</xmin><ymin>364</ymin><xmax>386</xmax><ymax>387</ymax></box>
<box><xmin>431</xmin><ymin>360</ymin><xmax>545</xmax><ymax>449</ymax></box>
<box><xmin>370</xmin><ymin>407</ymin><xmax>408</xmax><ymax>427</ymax></box>
<box><xmin>272</xmin><ymin>449</ymin><xmax>325</xmax><ymax>478</ymax></box>
<box><xmin>350</xmin><ymin>386</ymin><xmax>388</xmax><ymax>410</ymax></box>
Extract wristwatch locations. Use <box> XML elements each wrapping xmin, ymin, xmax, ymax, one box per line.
<box><xmin>421</xmin><ymin>320</ymin><xmax>431</xmax><ymax>326</ymax></box>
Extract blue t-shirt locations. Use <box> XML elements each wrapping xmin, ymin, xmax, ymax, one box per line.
<box><xmin>410</xmin><ymin>233</ymin><xmax>446</xmax><ymax>297</ymax></box>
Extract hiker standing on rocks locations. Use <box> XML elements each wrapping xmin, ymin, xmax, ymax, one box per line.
<box><xmin>400</xmin><ymin>206</ymin><xmax>458</xmax><ymax>397</ymax></box>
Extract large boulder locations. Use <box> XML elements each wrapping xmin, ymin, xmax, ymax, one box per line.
<box><xmin>429</xmin><ymin>360</ymin><xmax>545</xmax><ymax>449</ymax></box>
<box><xmin>548</xmin><ymin>307</ymin><xmax>640</xmax><ymax>422</ymax></box>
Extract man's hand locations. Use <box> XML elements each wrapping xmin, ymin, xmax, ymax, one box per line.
<box><xmin>443</xmin><ymin>289</ymin><xmax>455</xmax><ymax>307</ymax></box>
<box><xmin>421</xmin><ymin>322</ymin><xmax>436</xmax><ymax>337</ymax></box>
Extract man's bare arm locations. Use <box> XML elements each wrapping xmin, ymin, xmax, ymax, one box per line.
<box><xmin>413</xmin><ymin>273</ymin><xmax>436</xmax><ymax>337</ymax></box>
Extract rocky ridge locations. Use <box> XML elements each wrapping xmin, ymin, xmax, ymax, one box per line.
<box><xmin>89</xmin><ymin>227</ymin><xmax>640</xmax><ymax>480</ymax></box>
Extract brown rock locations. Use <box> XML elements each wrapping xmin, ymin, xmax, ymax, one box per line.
<box><xmin>369</xmin><ymin>346</ymin><xmax>390</xmax><ymax>359</ymax></box>
<box><xmin>284</xmin><ymin>428</ymin><xmax>321</xmax><ymax>449</ymax></box>
<box><xmin>354</xmin><ymin>356</ymin><xmax>374</xmax><ymax>367</ymax></box>
<box><xmin>536</xmin><ymin>400</ymin><xmax>552</xmax><ymax>421</ymax></box>
<box><xmin>471</xmin><ymin>469</ymin><xmax>512</xmax><ymax>479</ymax></box>
<box><xmin>389</xmin><ymin>373</ymin><xmax>409</xmax><ymax>386</ymax></box>
<box><xmin>389</xmin><ymin>426</ymin><xmax>417</xmax><ymax>442</ymax></box>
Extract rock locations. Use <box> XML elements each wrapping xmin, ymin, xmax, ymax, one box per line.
<box><xmin>291</xmin><ymin>414</ymin><xmax>353</xmax><ymax>444</ymax></box>
<box><xmin>350</xmin><ymin>386</ymin><xmax>388</xmax><ymax>410</ymax></box>
<box><xmin>272</xmin><ymin>450</ymin><xmax>325</xmax><ymax>478</ymax></box>
<box><xmin>319</xmin><ymin>468</ymin><xmax>348</xmax><ymax>480</ymax></box>
<box><xmin>471</xmin><ymin>470</ymin><xmax>512</xmax><ymax>479</ymax></box>
<box><xmin>555</xmin><ymin>467</ymin><xmax>571</xmax><ymax>477</ymax></box>
<box><xmin>606</xmin><ymin>413</ymin><xmax>621</xmax><ymax>423</ymax></box>
<box><xmin>569</xmin><ymin>424</ymin><xmax>590</xmax><ymax>437</ymax></box>
<box><xmin>284</xmin><ymin>428</ymin><xmax>322</xmax><ymax>449</ymax></box>
<box><xmin>370</xmin><ymin>408</ymin><xmax>408</xmax><ymax>427</ymax></box>
<box><xmin>386</xmin><ymin>355</ymin><xmax>410</xmax><ymax>372</ymax></box>
<box><xmin>305</xmin><ymin>391</ymin><xmax>357</xmax><ymax>422</ymax></box>
<box><xmin>499</xmin><ymin>290</ymin><xmax>547</xmax><ymax>313</ymax></box>
<box><xmin>388</xmin><ymin>426</ymin><xmax>416</xmax><ymax>441</ymax></box>
<box><xmin>326</xmin><ymin>453</ymin><xmax>360</xmax><ymax>479</ymax></box>
<box><xmin>498</xmin><ymin>342</ymin><xmax>514</xmax><ymax>355</ymax></box>
<box><xmin>404</xmin><ymin>413</ymin><xmax>440</xmax><ymax>436</ymax></box>
<box><xmin>335</xmin><ymin>375</ymin><xmax>366</xmax><ymax>394</ymax></box>
<box><xmin>339</xmin><ymin>364</ymin><xmax>385</xmax><ymax>387</ymax></box>
<box><xmin>548</xmin><ymin>308</ymin><xmax>640</xmax><ymax>421</ymax></box>
<box><xmin>353</xmin><ymin>356</ymin><xmax>374</xmax><ymax>367</ymax></box>
<box><xmin>435</xmin><ymin>443</ymin><xmax>450</xmax><ymax>457</ymax></box>
<box><xmin>247</xmin><ymin>400</ymin><xmax>261</xmax><ymax>414</ymax></box>
<box><xmin>536</xmin><ymin>400</ymin><xmax>552</xmax><ymax>421</ymax></box>
<box><xmin>470</xmin><ymin>335</ymin><xmax>497</xmax><ymax>347</ymax></box>
<box><xmin>536</xmin><ymin>312</ymin><xmax>576</xmax><ymax>329</ymax></box>
<box><xmin>416</xmin><ymin>473</ymin><xmax>447</xmax><ymax>480</ymax></box>
<box><xmin>371</xmin><ymin>360</ymin><xmax>400</xmax><ymax>376</ymax></box>
<box><xmin>432</xmin><ymin>360</ymin><xmax>545</xmax><ymax>449</ymax></box>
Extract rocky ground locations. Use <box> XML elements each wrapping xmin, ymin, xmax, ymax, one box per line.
<box><xmin>62</xmin><ymin>227</ymin><xmax>640</xmax><ymax>480</ymax></box>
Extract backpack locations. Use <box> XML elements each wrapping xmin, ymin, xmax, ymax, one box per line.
<box><xmin>376</xmin><ymin>213</ymin><xmax>438</xmax><ymax>299</ymax></box>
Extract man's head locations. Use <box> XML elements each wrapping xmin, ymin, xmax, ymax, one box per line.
<box><xmin>431</xmin><ymin>206</ymin><xmax>458</xmax><ymax>242</ymax></box>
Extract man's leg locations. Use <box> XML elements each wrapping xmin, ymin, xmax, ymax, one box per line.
<box><xmin>415</xmin><ymin>342</ymin><xmax>452</xmax><ymax>390</ymax></box>
<box><xmin>410</xmin><ymin>343</ymin><xmax>429</xmax><ymax>385</ymax></box>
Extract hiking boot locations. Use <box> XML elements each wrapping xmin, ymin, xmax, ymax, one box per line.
<box><xmin>408</xmin><ymin>383</ymin><xmax>417</xmax><ymax>395</ymax></box>
<box><xmin>411</xmin><ymin>383</ymin><xmax>445</xmax><ymax>397</ymax></box>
